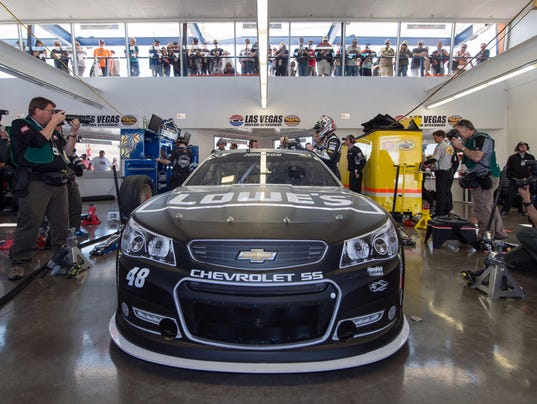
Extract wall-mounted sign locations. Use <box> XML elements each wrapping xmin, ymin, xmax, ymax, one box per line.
<box><xmin>229</xmin><ymin>114</ymin><xmax>301</xmax><ymax>128</ymax></box>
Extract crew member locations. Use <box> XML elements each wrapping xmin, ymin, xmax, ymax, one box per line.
<box><xmin>248</xmin><ymin>138</ymin><xmax>259</xmax><ymax>149</ymax></box>
<box><xmin>157</xmin><ymin>138</ymin><xmax>193</xmax><ymax>189</ymax></box>
<box><xmin>343</xmin><ymin>134</ymin><xmax>365</xmax><ymax>193</ymax></box>
<box><xmin>8</xmin><ymin>96</ymin><xmax>80</xmax><ymax>280</ymax></box>
<box><xmin>424</xmin><ymin>130</ymin><xmax>455</xmax><ymax>217</ymax></box>
<box><xmin>313</xmin><ymin>115</ymin><xmax>341</xmax><ymax>179</ymax></box>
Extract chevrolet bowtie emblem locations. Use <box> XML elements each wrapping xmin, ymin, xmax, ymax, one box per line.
<box><xmin>237</xmin><ymin>249</ymin><xmax>277</xmax><ymax>263</ymax></box>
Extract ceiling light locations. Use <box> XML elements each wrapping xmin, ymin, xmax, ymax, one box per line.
<box><xmin>426</xmin><ymin>59</ymin><xmax>537</xmax><ymax>109</ymax></box>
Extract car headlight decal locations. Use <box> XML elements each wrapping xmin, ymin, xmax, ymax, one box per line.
<box><xmin>121</xmin><ymin>218</ymin><xmax>176</xmax><ymax>266</ymax></box>
<box><xmin>340</xmin><ymin>220</ymin><xmax>398</xmax><ymax>268</ymax></box>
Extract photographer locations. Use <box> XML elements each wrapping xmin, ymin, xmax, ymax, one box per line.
<box><xmin>7</xmin><ymin>97</ymin><xmax>80</xmax><ymax>280</ymax></box>
<box><xmin>451</xmin><ymin>119</ymin><xmax>507</xmax><ymax>240</ymax></box>
<box><xmin>501</xmin><ymin>142</ymin><xmax>535</xmax><ymax>216</ymax></box>
<box><xmin>504</xmin><ymin>185</ymin><xmax>537</xmax><ymax>271</ymax></box>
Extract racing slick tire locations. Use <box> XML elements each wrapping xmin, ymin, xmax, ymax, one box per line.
<box><xmin>119</xmin><ymin>175</ymin><xmax>155</xmax><ymax>218</ymax></box>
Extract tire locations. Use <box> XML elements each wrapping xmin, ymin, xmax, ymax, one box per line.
<box><xmin>119</xmin><ymin>175</ymin><xmax>155</xmax><ymax>218</ymax></box>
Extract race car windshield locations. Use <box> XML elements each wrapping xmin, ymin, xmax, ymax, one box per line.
<box><xmin>185</xmin><ymin>151</ymin><xmax>340</xmax><ymax>187</ymax></box>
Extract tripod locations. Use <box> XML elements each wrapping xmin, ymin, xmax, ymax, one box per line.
<box><xmin>461</xmin><ymin>166</ymin><xmax>525</xmax><ymax>299</ymax></box>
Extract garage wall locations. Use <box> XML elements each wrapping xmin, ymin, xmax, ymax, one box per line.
<box><xmin>1</xmin><ymin>75</ymin><xmax>509</xmax><ymax>161</ymax></box>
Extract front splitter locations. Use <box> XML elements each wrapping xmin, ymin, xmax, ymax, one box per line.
<box><xmin>109</xmin><ymin>313</ymin><xmax>409</xmax><ymax>373</ymax></box>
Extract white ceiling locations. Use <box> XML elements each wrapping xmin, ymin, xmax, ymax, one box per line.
<box><xmin>0</xmin><ymin>0</ymin><xmax>531</xmax><ymax>23</ymax></box>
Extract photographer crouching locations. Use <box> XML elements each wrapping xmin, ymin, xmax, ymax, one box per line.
<box><xmin>504</xmin><ymin>173</ymin><xmax>537</xmax><ymax>271</ymax></box>
<box><xmin>7</xmin><ymin>97</ymin><xmax>80</xmax><ymax>280</ymax></box>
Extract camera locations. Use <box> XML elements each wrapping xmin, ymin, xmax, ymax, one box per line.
<box><xmin>513</xmin><ymin>160</ymin><xmax>537</xmax><ymax>193</ymax></box>
<box><xmin>54</xmin><ymin>110</ymin><xmax>92</xmax><ymax>125</ymax></box>
<box><xmin>66</xmin><ymin>115</ymin><xmax>92</xmax><ymax>124</ymax></box>
<box><xmin>446</xmin><ymin>128</ymin><xmax>459</xmax><ymax>140</ymax></box>
<box><xmin>0</xmin><ymin>109</ymin><xmax>9</xmax><ymax>116</ymax></box>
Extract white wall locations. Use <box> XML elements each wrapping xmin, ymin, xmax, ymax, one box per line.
<box><xmin>1</xmin><ymin>75</ymin><xmax>513</xmax><ymax>162</ymax></box>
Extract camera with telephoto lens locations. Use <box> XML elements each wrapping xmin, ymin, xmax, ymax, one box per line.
<box><xmin>513</xmin><ymin>160</ymin><xmax>537</xmax><ymax>193</ymax></box>
<box><xmin>55</xmin><ymin>109</ymin><xmax>93</xmax><ymax>125</ymax></box>
<box><xmin>446</xmin><ymin>128</ymin><xmax>459</xmax><ymax>140</ymax></box>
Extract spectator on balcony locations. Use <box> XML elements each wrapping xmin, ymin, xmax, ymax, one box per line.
<box><xmin>411</xmin><ymin>41</ymin><xmax>428</xmax><ymax>77</ymax></box>
<box><xmin>160</xmin><ymin>47</ymin><xmax>171</xmax><ymax>77</ymax></box>
<box><xmin>239</xmin><ymin>38</ymin><xmax>255</xmax><ymax>75</ymax></box>
<box><xmin>73</xmin><ymin>41</ymin><xmax>87</xmax><ymax>77</ymax></box>
<box><xmin>452</xmin><ymin>43</ymin><xmax>473</xmax><ymax>73</ymax></box>
<box><xmin>222</xmin><ymin>61</ymin><xmax>235</xmax><ymax>75</ymax></box>
<box><xmin>397</xmin><ymin>41</ymin><xmax>412</xmax><ymax>77</ymax></box>
<box><xmin>93</xmin><ymin>39</ymin><xmax>110</xmax><ymax>76</ymax></box>
<box><xmin>50</xmin><ymin>39</ymin><xmax>70</xmax><ymax>73</ymax></box>
<box><xmin>210</xmin><ymin>40</ymin><xmax>224</xmax><ymax>74</ymax></box>
<box><xmin>149</xmin><ymin>39</ymin><xmax>161</xmax><ymax>77</ymax></box>
<box><xmin>345</xmin><ymin>39</ymin><xmax>361</xmax><ymax>76</ymax></box>
<box><xmin>274</xmin><ymin>42</ymin><xmax>289</xmax><ymax>76</ymax></box>
<box><xmin>188</xmin><ymin>38</ymin><xmax>203</xmax><ymax>75</ymax></box>
<box><xmin>315</xmin><ymin>36</ymin><xmax>334</xmax><ymax>77</ymax></box>
<box><xmin>379</xmin><ymin>39</ymin><xmax>395</xmax><ymax>76</ymax></box>
<box><xmin>293</xmin><ymin>37</ymin><xmax>310</xmax><ymax>77</ymax></box>
<box><xmin>476</xmin><ymin>43</ymin><xmax>490</xmax><ymax>65</ymax></box>
<box><xmin>31</xmin><ymin>39</ymin><xmax>47</xmax><ymax>61</ymax></box>
<box><xmin>126</xmin><ymin>37</ymin><xmax>139</xmax><ymax>77</ymax></box>
<box><xmin>430</xmin><ymin>41</ymin><xmax>449</xmax><ymax>75</ymax></box>
<box><xmin>360</xmin><ymin>44</ymin><xmax>376</xmax><ymax>77</ymax></box>
<box><xmin>307</xmin><ymin>40</ymin><xmax>317</xmax><ymax>76</ymax></box>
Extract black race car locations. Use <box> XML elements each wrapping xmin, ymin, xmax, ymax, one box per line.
<box><xmin>110</xmin><ymin>149</ymin><xmax>409</xmax><ymax>373</ymax></box>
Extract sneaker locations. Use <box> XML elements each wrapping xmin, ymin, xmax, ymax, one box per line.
<box><xmin>75</xmin><ymin>229</ymin><xmax>89</xmax><ymax>238</ymax></box>
<box><xmin>8</xmin><ymin>265</ymin><xmax>25</xmax><ymax>281</ymax></box>
<box><xmin>461</xmin><ymin>270</ymin><xmax>475</xmax><ymax>286</ymax></box>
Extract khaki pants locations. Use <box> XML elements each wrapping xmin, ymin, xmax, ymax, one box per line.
<box><xmin>10</xmin><ymin>179</ymin><xmax>68</xmax><ymax>265</ymax></box>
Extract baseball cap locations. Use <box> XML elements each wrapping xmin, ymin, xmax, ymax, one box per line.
<box><xmin>342</xmin><ymin>134</ymin><xmax>355</xmax><ymax>140</ymax></box>
<box><xmin>154</xmin><ymin>39</ymin><xmax>160</xmax><ymax>43</ymax></box>
<box><xmin>385</xmin><ymin>39</ymin><xmax>390</xmax><ymax>44</ymax></box>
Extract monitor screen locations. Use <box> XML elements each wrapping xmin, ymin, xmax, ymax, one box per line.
<box><xmin>160</xmin><ymin>128</ymin><xmax>179</xmax><ymax>141</ymax></box>
<box><xmin>147</xmin><ymin>114</ymin><xmax>162</xmax><ymax>133</ymax></box>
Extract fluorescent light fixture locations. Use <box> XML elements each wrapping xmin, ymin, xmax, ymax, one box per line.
<box><xmin>257</xmin><ymin>0</ymin><xmax>269</xmax><ymax>109</ymax></box>
<box><xmin>426</xmin><ymin>97</ymin><xmax>456</xmax><ymax>109</ymax></box>
<box><xmin>426</xmin><ymin>59</ymin><xmax>537</xmax><ymax>110</ymax></box>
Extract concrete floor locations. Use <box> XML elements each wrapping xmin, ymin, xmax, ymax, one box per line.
<box><xmin>1</xmin><ymin>200</ymin><xmax>536</xmax><ymax>404</ymax></box>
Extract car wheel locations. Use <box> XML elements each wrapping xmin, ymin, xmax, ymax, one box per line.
<box><xmin>119</xmin><ymin>175</ymin><xmax>155</xmax><ymax>218</ymax></box>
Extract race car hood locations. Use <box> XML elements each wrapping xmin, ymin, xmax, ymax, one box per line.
<box><xmin>131</xmin><ymin>185</ymin><xmax>389</xmax><ymax>243</ymax></box>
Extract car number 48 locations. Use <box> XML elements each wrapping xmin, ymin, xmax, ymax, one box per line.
<box><xmin>126</xmin><ymin>267</ymin><xmax>150</xmax><ymax>288</ymax></box>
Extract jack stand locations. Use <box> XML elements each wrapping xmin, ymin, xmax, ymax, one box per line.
<box><xmin>415</xmin><ymin>209</ymin><xmax>432</xmax><ymax>230</ymax></box>
<box><xmin>50</xmin><ymin>228</ymin><xmax>92</xmax><ymax>277</ymax></box>
<box><xmin>469</xmin><ymin>250</ymin><xmax>526</xmax><ymax>299</ymax></box>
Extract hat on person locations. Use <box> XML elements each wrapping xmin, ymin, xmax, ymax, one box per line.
<box><xmin>342</xmin><ymin>134</ymin><xmax>355</xmax><ymax>141</ymax></box>
<box><xmin>154</xmin><ymin>39</ymin><xmax>160</xmax><ymax>43</ymax></box>
<box><xmin>402</xmin><ymin>40</ymin><xmax>408</xmax><ymax>45</ymax></box>
<box><xmin>323</xmin><ymin>36</ymin><xmax>328</xmax><ymax>40</ymax></box>
<box><xmin>217</xmin><ymin>138</ymin><xmax>227</xmax><ymax>146</ymax></box>
<box><xmin>385</xmin><ymin>39</ymin><xmax>391</xmax><ymax>44</ymax></box>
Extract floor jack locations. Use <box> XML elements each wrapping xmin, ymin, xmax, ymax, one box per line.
<box><xmin>81</xmin><ymin>204</ymin><xmax>101</xmax><ymax>227</ymax></box>
<box><xmin>49</xmin><ymin>228</ymin><xmax>92</xmax><ymax>277</ymax></box>
<box><xmin>461</xmin><ymin>235</ymin><xmax>526</xmax><ymax>299</ymax></box>
<box><xmin>89</xmin><ymin>231</ymin><xmax>121</xmax><ymax>256</ymax></box>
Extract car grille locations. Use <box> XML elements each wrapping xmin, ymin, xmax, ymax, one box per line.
<box><xmin>188</xmin><ymin>240</ymin><xmax>327</xmax><ymax>270</ymax></box>
<box><xmin>176</xmin><ymin>280</ymin><xmax>339</xmax><ymax>347</ymax></box>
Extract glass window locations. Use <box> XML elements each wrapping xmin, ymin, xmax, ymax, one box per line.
<box><xmin>400</xmin><ymin>22</ymin><xmax>453</xmax><ymax>76</ymax></box>
<box><xmin>124</xmin><ymin>22</ymin><xmax>180</xmax><ymax>77</ymax></box>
